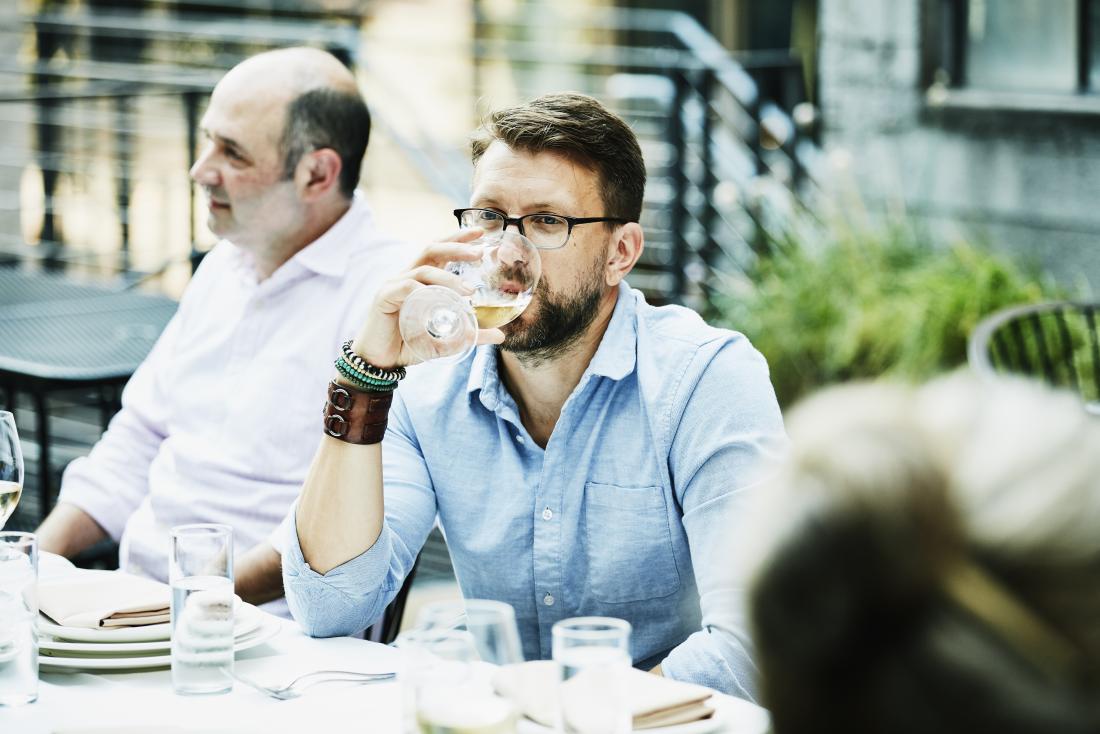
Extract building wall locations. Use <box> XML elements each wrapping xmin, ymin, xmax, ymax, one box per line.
<box><xmin>818</xmin><ymin>0</ymin><xmax>1100</xmax><ymax>292</ymax></box>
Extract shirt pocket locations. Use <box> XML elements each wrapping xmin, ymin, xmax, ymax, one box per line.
<box><xmin>583</xmin><ymin>482</ymin><xmax>681</xmax><ymax>604</ymax></box>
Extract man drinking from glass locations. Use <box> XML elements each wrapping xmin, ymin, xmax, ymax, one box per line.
<box><xmin>282</xmin><ymin>93</ymin><xmax>787</xmax><ymax>698</ymax></box>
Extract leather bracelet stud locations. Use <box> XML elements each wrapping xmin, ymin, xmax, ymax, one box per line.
<box><xmin>322</xmin><ymin>379</ymin><xmax>393</xmax><ymax>445</ymax></box>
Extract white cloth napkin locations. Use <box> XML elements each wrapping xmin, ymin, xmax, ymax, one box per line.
<box><xmin>38</xmin><ymin>571</ymin><xmax>171</xmax><ymax>629</ymax></box>
<box><xmin>492</xmin><ymin>660</ymin><xmax>715</xmax><ymax>730</ymax></box>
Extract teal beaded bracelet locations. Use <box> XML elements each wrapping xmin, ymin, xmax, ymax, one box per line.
<box><xmin>335</xmin><ymin>358</ymin><xmax>397</xmax><ymax>392</ymax></box>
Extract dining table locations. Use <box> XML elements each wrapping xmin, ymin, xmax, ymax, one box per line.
<box><xmin>1</xmin><ymin>610</ymin><xmax>773</xmax><ymax>734</ymax></box>
<box><xmin>2</xmin><ymin>555</ymin><xmax>772</xmax><ymax>734</ymax></box>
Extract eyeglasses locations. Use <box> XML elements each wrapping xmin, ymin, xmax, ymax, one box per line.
<box><xmin>454</xmin><ymin>208</ymin><xmax>632</xmax><ymax>250</ymax></box>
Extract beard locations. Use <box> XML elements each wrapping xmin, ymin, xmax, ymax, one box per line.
<box><xmin>500</xmin><ymin>257</ymin><xmax>606</xmax><ymax>365</ymax></box>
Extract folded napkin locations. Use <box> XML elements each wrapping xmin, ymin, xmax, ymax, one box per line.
<box><xmin>492</xmin><ymin>660</ymin><xmax>714</xmax><ymax>730</ymax></box>
<box><xmin>39</xmin><ymin>571</ymin><xmax>171</xmax><ymax>629</ymax></box>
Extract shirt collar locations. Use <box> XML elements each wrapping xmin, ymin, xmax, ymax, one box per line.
<box><xmin>287</xmin><ymin>191</ymin><xmax>374</xmax><ymax>278</ymax></box>
<box><xmin>466</xmin><ymin>281</ymin><xmax>639</xmax><ymax>402</ymax></box>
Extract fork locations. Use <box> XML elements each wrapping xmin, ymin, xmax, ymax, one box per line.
<box><xmin>231</xmin><ymin>669</ymin><xmax>395</xmax><ymax>700</ymax></box>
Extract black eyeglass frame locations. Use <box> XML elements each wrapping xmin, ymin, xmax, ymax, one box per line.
<box><xmin>453</xmin><ymin>208</ymin><xmax>633</xmax><ymax>250</ymax></box>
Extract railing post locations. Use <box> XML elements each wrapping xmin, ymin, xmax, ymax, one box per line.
<box><xmin>699</xmin><ymin>68</ymin><xmax>717</xmax><ymax>278</ymax></box>
<box><xmin>184</xmin><ymin>89</ymin><xmax>200</xmax><ymax>273</ymax></box>
<box><xmin>115</xmin><ymin>94</ymin><xmax>132</xmax><ymax>271</ymax></box>
<box><xmin>668</xmin><ymin>71</ymin><xmax>689</xmax><ymax>305</ymax></box>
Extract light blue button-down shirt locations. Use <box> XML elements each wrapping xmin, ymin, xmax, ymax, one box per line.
<box><xmin>282</xmin><ymin>283</ymin><xmax>786</xmax><ymax>698</ymax></box>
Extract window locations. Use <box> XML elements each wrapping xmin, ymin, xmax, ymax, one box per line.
<box><xmin>941</xmin><ymin>0</ymin><xmax>1099</xmax><ymax>94</ymax></box>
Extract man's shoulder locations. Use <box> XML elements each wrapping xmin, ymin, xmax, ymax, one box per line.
<box><xmin>632</xmin><ymin>290</ymin><xmax>753</xmax><ymax>360</ymax></box>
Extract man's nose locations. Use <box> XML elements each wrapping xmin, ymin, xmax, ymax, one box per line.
<box><xmin>189</xmin><ymin>148</ymin><xmax>218</xmax><ymax>186</ymax></box>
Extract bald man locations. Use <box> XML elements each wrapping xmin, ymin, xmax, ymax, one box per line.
<box><xmin>36</xmin><ymin>48</ymin><xmax>403</xmax><ymax>613</ymax></box>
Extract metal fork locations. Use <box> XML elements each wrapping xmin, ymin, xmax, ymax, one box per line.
<box><xmin>231</xmin><ymin>669</ymin><xmax>395</xmax><ymax>700</ymax></box>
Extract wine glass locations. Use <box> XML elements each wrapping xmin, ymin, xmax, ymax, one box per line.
<box><xmin>396</xmin><ymin>627</ymin><xmax>516</xmax><ymax>734</ymax></box>
<box><xmin>398</xmin><ymin>231</ymin><xmax>541</xmax><ymax>364</ymax></box>
<box><xmin>416</xmin><ymin>599</ymin><xmax>525</xmax><ymax>666</ymax></box>
<box><xmin>0</xmin><ymin>412</ymin><xmax>23</xmax><ymax>530</ymax></box>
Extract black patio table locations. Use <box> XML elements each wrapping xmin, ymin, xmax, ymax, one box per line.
<box><xmin>0</xmin><ymin>268</ymin><xmax>177</xmax><ymax>512</ymax></box>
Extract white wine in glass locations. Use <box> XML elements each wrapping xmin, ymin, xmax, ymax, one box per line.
<box><xmin>0</xmin><ymin>411</ymin><xmax>24</xmax><ymax>529</ymax></box>
<box><xmin>399</xmin><ymin>231</ymin><xmax>541</xmax><ymax>364</ymax></box>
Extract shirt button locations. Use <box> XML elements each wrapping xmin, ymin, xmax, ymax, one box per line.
<box><xmin>543</xmin><ymin>593</ymin><xmax>555</xmax><ymax>607</ymax></box>
<box><xmin>515</xmin><ymin>435</ymin><xmax>526</xmax><ymax>445</ymax></box>
<box><xmin>542</xmin><ymin>507</ymin><xmax>553</xmax><ymax>521</ymax></box>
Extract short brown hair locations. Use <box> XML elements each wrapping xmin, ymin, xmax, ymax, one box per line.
<box><xmin>470</xmin><ymin>92</ymin><xmax>646</xmax><ymax>223</ymax></box>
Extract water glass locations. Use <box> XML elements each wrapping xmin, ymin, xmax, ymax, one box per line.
<box><xmin>552</xmin><ymin>617</ymin><xmax>632</xmax><ymax>734</ymax></box>
<box><xmin>169</xmin><ymin>523</ymin><xmax>234</xmax><ymax>695</ymax></box>
<box><xmin>396</xmin><ymin>627</ymin><xmax>515</xmax><ymax>734</ymax></box>
<box><xmin>0</xmin><ymin>532</ymin><xmax>37</xmax><ymax>706</ymax></box>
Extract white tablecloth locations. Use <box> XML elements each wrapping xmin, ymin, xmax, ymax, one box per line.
<box><xmin>0</xmin><ymin>613</ymin><xmax>770</xmax><ymax>734</ymax></box>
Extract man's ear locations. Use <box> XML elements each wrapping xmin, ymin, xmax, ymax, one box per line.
<box><xmin>296</xmin><ymin>148</ymin><xmax>343</xmax><ymax>200</ymax></box>
<box><xmin>605</xmin><ymin>222</ymin><xmax>644</xmax><ymax>287</ymax></box>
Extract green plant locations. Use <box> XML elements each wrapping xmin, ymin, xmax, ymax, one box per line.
<box><xmin>712</xmin><ymin>218</ymin><xmax>1065</xmax><ymax>408</ymax></box>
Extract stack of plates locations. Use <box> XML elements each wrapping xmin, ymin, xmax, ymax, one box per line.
<box><xmin>36</xmin><ymin>559</ymin><xmax>280</xmax><ymax>673</ymax></box>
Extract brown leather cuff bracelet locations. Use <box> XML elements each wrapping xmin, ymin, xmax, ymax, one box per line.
<box><xmin>322</xmin><ymin>379</ymin><xmax>394</xmax><ymax>445</ymax></box>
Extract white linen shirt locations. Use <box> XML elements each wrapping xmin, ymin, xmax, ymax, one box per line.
<box><xmin>59</xmin><ymin>193</ymin><xmax>405</xmax><ymax>615</ymax></box>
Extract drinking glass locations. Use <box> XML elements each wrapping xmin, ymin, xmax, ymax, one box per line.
<box><xmin>552</xmin><ymin>617</ymin><xmax>633</xmax><ymax>734</ymax></box>
<box><xmin>170</xmin><ymin>523</ymin><xmax>234</xmax><ymax>695</ymax></box>
<box><xmin>398</xmin><ymin>231</ymin><xmax>541</xmax><ymax>363</ymax></box>
<box><xmin>0</xmin><ymin>412</ymin><xmax>24</xmax><ymax>530</ymax></box>
<box><xmin>415</xmin><ymin>598</ymin><xmax>524</xmax><ymax>666</ymax></box>
<box><xmin>397</xmin><ymin>626</ymin><xmax>516</xmax><ymax>734</ymax></box>
<box><xmin>0</xmin><ymin>532</ymin><xmax>37</xmax><ymax>706</ymax></box>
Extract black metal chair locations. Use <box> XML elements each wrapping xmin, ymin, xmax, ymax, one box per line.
<box><xmin>363</xmin><ymin>554</ymin><xmax>421</xmax><ymax>645</ymax></box>
<box><xmin>967</xmin><ymin>301</ymin><xmax>1100</xmax><ymax>415</ymax></box>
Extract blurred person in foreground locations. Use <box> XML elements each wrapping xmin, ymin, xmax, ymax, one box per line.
<box><xmin>35</xmin><ymin>47</ymin><xmax>403</xmax><ymax>614</ymax></box>
<box><xmin>745</xmin><ymin>373</ymin><xmax>1100</xmax><ymax>733</ymax></box>
<box><xmin>282</xmin><ymin>92</ymin><xmax>787</xmax><ymax>698</ymax></box>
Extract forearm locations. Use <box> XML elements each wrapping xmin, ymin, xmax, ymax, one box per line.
<box><xmin>295</xmin><ymin>434</ymin><xmax>385</xmax><ymax>574</ymax></box>
<box><xmin>235</xmin><ymin>542</ymin><xmax>284</xmax><ymax>606</ymax></box>
<box><xmin>35</xmin><ymin>502</ymin><xmax>109</xmax><ymax>558</ymax></box>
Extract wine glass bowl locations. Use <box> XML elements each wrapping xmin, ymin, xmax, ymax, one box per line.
<box><xmin>399</xmin><ymin>231</ymin><xmax>541</xmax><ymax>364</ymax></box>
<box><xmin>0</xmin><ymin>412</ymin><xmax>23</xmax><ymax>530</ymax></box>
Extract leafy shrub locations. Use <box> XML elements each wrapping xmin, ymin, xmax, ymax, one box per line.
<box><xmin>713</xmin><ymin>218</ymin><xmax>1064</xmax><ymax>408</ymax></box>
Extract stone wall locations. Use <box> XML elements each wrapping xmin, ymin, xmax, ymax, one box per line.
<box><xmin>818</xmin><ymin>0</ymin><xmax>1100</xmax><ymax>292</ymax></box>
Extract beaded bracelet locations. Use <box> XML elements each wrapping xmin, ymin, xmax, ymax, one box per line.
<box><xmin>340</xmin><ymin>340</ymin><xmax>406</xmax><ymax>382</ymax></box>
<box><xmin>335</xmin><ymin>357</ymin><xmax>398</xmax><ymax>392</ymax></box>
<box><xmin>335</xmin><ymin>356</ymin><xmax>395</xmax><ymax>386</ymax></box>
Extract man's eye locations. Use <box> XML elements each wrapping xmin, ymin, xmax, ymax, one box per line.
<box><xmin>478</xmin><ymin>210</ymin><xmax>504</xmax><ymax>222</ymax></box>
<box><xmin>531</xmin><ymin>215</ymin><xmax>564</xmax><ymax>226</ymax></box>
<box><xmin>226</xmin><ymin>148</ymin><xmax>244</xmax><ymax>161</ymax></box>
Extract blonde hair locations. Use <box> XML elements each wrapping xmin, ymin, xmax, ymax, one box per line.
<box><xmin>746</xmin><ymin>372</ymin><xmax>1100</xmax><ymax>733</ymax></box>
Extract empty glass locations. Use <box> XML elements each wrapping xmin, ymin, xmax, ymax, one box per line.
<box><xmin>398</xmin><ymin>231</ymin><xmax>541</xmax><ymax>363</ymax></box>
<box><xmin>0</xmin><ymin>412</ymin><xmax>24</xmax><ymax>530</ymax></box>
<box><xmin>552</xmin><ymin>617</ymin><xmax>633</xmax><ymax>734</ymax></box>
<box><xmin>170</xmin><ymin>523</ymin><xmax>234</xmax><ymax>695</ymax></box>
<box><xmin>0</xmin><ymin>532</ymin><xmax>37</xmax><ymax>706</ymax></box>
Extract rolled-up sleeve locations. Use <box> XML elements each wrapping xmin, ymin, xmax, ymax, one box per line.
<box><xmin>282</xmin><ymin>391</ymin><xmax>437</xmax><ymax>637</ymax></box>
<box><xmin>56</xmin><ymin>316</ymin><xmax>179</xmax><ymax>540</ymax></box>
<box><xmin>659</xmin><ymin>336</ymin><xmax>787</xmax><ymax>700</ymax></box>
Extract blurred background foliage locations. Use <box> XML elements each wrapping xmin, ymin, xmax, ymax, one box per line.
<box><xmin>713</xmin><ymin>210</ymin><xmax>1066</xmax><ymax>408</ymax></box>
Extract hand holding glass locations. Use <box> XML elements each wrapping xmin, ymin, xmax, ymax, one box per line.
<box><xmin>0</xmin><ymin>412</ymin><xmax>24</xmax><ymax>530</ymax></box>
<box><xmin>399</xmin><ymin>231</ymin><xmax>541</xmax><ymax>363</ymax></box>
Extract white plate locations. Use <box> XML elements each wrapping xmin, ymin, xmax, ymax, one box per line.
<box><xmin>39</xmin><ymin>616</ymin><xmax>281</xmax><ymax>673</ymax></box>
<box><xmin>38</xmin><ymin>599</ymin><xmax>262</xmax><ymax>645</ymax></box>
<box><xmin>517</xmin><ymin>712</ymin><xmax>726</xmax><ymax>734</ymax></box>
